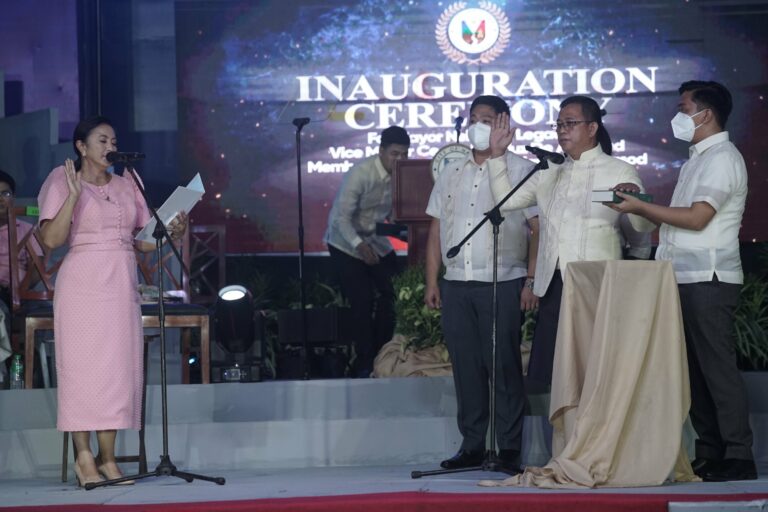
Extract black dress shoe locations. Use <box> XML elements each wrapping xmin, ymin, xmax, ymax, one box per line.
<box><xmin>690</xmin><ymin>457</ymin><xmax>719</xmax><ymax>478</ymax></box>
<box><xmin>496</xmin><ymin>449</ymin><xmax>522</xmax><ymax>475</ymax></box>
<box><xmin>703</xmin><ymin>458</ymin><xmax>758</xmax><ymax>482</ymax></box>
<box><xmin>440</xmin><ymin>449</ymin><xmax>485</xmax><ymax>469</ymax></box>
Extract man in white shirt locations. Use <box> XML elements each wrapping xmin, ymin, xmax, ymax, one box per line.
<box><xmin>324</xmin><ymin>126</ymin><xmax>410</xmax><ymax>378</ymax></box>
<box><xmin>611</xmin><ymin>81</ymin><xmax>756</xmax><ymax>482</ymax></box>
<box><xmin>424</xmin><ymin>96</ymin><xmax>539</xmax><ymax>474</ymax></box>
<box><xmin>487</xmin><ymin>96</ymin><xmax>654</xmax><ymax>386</ymax></box>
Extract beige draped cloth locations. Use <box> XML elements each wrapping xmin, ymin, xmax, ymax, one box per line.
<box><xmin>372</xmin><ymin>335</ymin><xmax>453</xmax><ymax>378</ymax></box>
<box><xmin>481</xmin><ymin>260</ymin><xmax>698</xmax><ymax>488</ymax></box>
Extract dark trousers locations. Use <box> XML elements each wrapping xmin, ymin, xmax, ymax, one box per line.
<box><xmin>527</xmin><ymin>270</ymin><xmax>563</xmax><ymax>387</ymax></box>
<box><xmin>678</xmin><ymin>278</ymin><xmax>754</xmax><ymax>461</ymax></box>
<box><xmin>440</xmin><ymin>278</ymin><xmax>526</xmax><ymax>455</ymax></box>
<box><xmin>328</xmin><ymin>245</ymin><xmax>397</xmax><ymax>376</ymax></box>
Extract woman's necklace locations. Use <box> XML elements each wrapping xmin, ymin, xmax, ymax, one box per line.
<box><xmin>87</xmin><ymin>179</ymin><xmax>110</xmax><ymax>201</ymax></box>
<box><xmin>82</xmin><ymin>172</ymin><xmax>111</xmax><ymax>201</ymax></box>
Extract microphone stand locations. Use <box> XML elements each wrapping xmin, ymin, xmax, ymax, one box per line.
<box><xmin>292</xmin><ymin>117</ymin><xmax>312</xmax><ymax>380</ymax></box>
<box><xmin>86</xmin><ymin>164</ymin><xmax>225</xmax><ymax>489</ymax></box>
<box><xmin>411</xmin><ymin>154</ymin><xmax>553</xmax><ymax>479</ymax></box>
<box><xmin>454</xmin><ymin>117</ymin><xmax>463</xmax><ymax>143</ymax></box>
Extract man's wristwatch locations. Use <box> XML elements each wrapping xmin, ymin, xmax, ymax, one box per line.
<box><xmin>524</xmin><ymin>276</ymin><xmax>535</xmax><ymax>290</ymax></box>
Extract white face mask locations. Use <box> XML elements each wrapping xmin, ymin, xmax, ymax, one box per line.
<box><xmin>467</xmin><ymin>122</ymin><xmax>491</xmax><ymax>150</ymax></box>
<box><xmin>670</xmin><ymin>109</ymin><xmax>707</xmax><ymax>142</ymax></box>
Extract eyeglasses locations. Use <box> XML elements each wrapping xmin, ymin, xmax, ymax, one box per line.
<box><xmin>0</xmin><ymin>191</ymin><xmax>13</xmax><ymax>198</ymax></box>
<box><xmin>550</xmin><ymin>120</ymin><xmax>590</xmax><ymax>131</ymax></box>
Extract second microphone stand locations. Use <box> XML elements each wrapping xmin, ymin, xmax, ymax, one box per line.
<box><xmin>86</xmin><ymin>166</ymin><xmax>225</xmax><ymax>489</ymax></box>
<box><xmin>293</xmin><ymin>117</ymin><xmax>312</xmax><ymax>380</ymax></box>
<box><xmin>412</xmin><ymin>155</ymin><xmax>552</xmax><ymax>479</ymax></box>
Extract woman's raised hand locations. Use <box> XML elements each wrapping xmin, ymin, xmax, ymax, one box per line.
<box><xmin>64</xmin><ymin>158</ymin><xmax>82</xmax><ymax>202</ymax></box>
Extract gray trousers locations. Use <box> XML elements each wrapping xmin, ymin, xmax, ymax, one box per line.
<box><xmin>440</xmin><ymin>278</ymin><xmax>526</xmax><ymax>455</ymax></box>
<box><xmin>678</xmin><ymin>278</ymin><xmax>754</xmax><ymax>461</ymax></box>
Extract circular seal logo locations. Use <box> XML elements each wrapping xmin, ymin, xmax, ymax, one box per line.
<box><xmin>431</xmin><ymin>143</ymin><xmax>472</xmax><ymax>182</ymax></box>
<box><xmin>436</xmin><ymin>1</ymin><xmax>511</xmax><ymax>65</ymax></box>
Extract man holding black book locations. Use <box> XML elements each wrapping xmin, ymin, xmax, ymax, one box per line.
<box><xmin>610</xmin><ymin>81</ymin><xmax>756</xmax><ymax>482</ymax></box>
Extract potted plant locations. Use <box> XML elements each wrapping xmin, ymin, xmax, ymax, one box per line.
<box><xmin>734</xmin><ymin>274</ymin><xmax>768</xmax><ymax>371</ymax></box>
<box><xmin>373</xmin><ymin>265</ymin><xmax>452</xmax><ymax>377</ymax></box>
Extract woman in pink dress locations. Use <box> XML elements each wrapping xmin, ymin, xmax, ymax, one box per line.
<box><xmin>38</xmin><ymin>117</ymin><xmax>187</xmax><ymax>486</ymax></box>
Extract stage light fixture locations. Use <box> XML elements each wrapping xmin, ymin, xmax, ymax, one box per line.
<box><xmin>213</xmin><ymin>285</ymin><xmax>256</xmax><ymax>382</ymax></box>
<box><xmin>219</xmin><ymin>285</ymin><xmax>247</xmax><ymax>302</ymax></box>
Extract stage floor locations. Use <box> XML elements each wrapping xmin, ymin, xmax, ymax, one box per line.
<box><xmin>4</xmin><ymin>375</ymin><xmax>768</xmax><ymax>511</ymax></box>
<box><xmin>1</xmin><ymin>464</ymin><xmax>768</xmax><ymax>512</ymax></box>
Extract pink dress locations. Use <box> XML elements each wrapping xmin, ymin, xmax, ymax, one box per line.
<box><xmin>38</xmin><ymin>166</ymin><xmax>151</xmax><ymax>432</ymax></box>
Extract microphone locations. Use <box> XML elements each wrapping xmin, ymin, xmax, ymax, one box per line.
<box><xmin>106</xmin><ymin>151</ymin><xmax>145</xmax><ymax>163</ymax></box>
<box><xmin>292</xmin><ymin>117</ymin><xmax>311</xmax><ymax>128</ymax></box>
<box><xmin>454</xmin><ymin>116</ymin><xmax>464</xmax><ymax>133</ymax></box>
<box><xmin>525</xmin><ymin>145</ymin><xmax>565</xmax><ymax>164</ymax></box>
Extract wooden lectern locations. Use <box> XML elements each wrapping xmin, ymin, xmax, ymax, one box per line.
<box><xmin>392</xmin><ymin>159</ymin><xmax>434</xmax><ymax>266</ymax></box>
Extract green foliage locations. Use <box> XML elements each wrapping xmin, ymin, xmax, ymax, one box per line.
<box><xmin>241</xmin><ymin>267</ymin><xmax>346</xmax><ymax>311</ymax></box>
<box><xmin>733</xmin><ymin>274</ymin><xmax>768</xmax><ymax>370</ymax></box>
<box><xmin>248</xmin><ymin>271</ymin><xmax>274</xmax><ymax>309</ymax></box>
<box><xmin>522</xmin><ymin>309</ymin><xmax>536</xmax><ymax>344</ymax></box>
<box><xmin>280</xmin><ymin>279</ymin><xmax>348</xmax><ymax>310</ymax></box>
<box><xmin>393</xmin><ymin>265</ymin><xmax>444</xmax><ymax>350</ymax></box>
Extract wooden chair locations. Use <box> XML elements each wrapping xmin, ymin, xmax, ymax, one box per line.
<box><xmin>8</xmin><ymin>210</ymin><xmax>211</xmax><ymax>386</ymax></box>
<box><xmin>136</xmin><ymin>228</ymin><xmax>211</xmax><ymax>384</ymax></box>
<box><xmin>177</xmin><ymin>224</ymin><xmax>225</xmax><ymax>381</ymax></box>
<box><xmin>6</xmin><ymin>205</ymin><xmax>58</xmax><ymax>389</ymax></box>
<box><xmin>188</xmin><ymin>224</ymin><xmax>226</xmax><ymax>305</ymax></box>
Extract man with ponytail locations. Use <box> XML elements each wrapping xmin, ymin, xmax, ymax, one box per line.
<box><xmin>486</xmin><ymin>95</ymin><xmax>655</xmax><ymax>387</ymax></box>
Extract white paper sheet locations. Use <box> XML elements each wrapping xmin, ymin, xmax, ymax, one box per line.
<box><xmin>135</xmin><ymin>173</ymin><xmax>205</xmax><ymax>243</ymax></box>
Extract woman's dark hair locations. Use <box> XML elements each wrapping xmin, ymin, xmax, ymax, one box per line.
<box><xmin>560</xmin><ymin>96</ymin><xmax>612</xmax><ymax>155</ymax></box>
<box><xmin>72</xmin><ymin>116</ymin><xmax>113</xmax><ymax>170</ymax></box>
<box><xmin>469</xmin><ymin>95</ymin><xmax>510</xmax><ymax>116</ymax></box>
<box><xmin>678</xmin><ymin>80</ymin><xmax>732</xmax><ymax>128</ymax></box>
